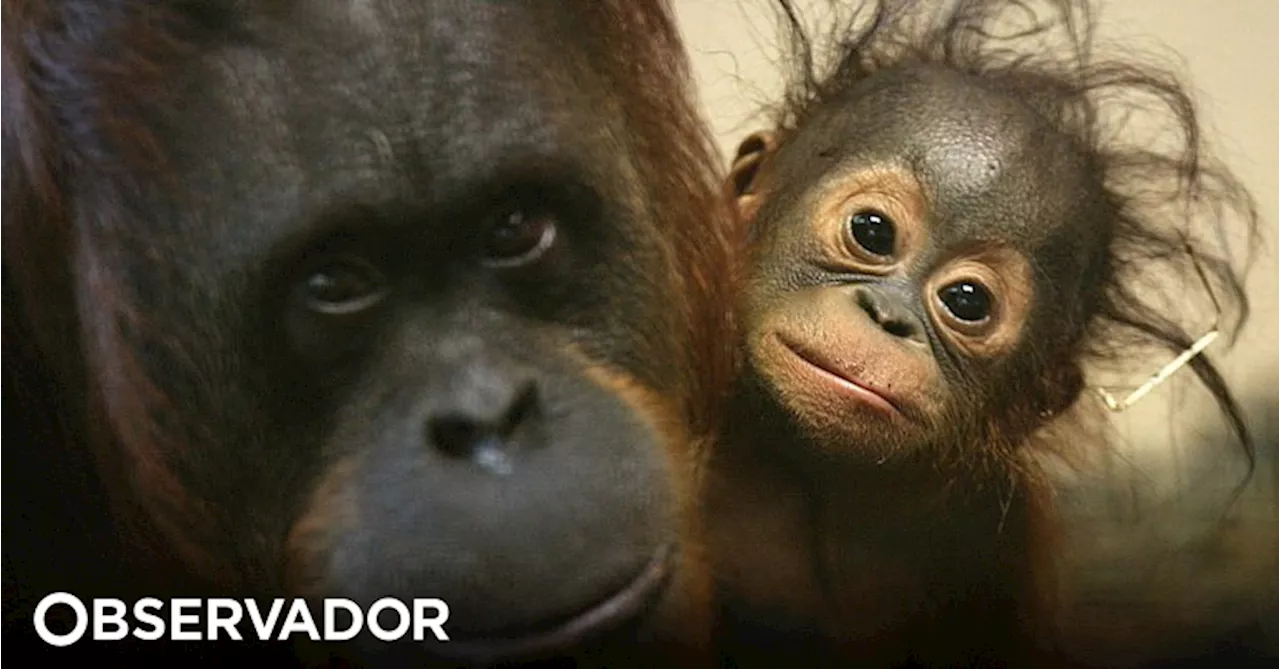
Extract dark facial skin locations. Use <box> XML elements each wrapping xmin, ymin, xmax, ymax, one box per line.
<box><xmin>4</xmin><ymin>1</ymin><xmax>727</xmax><ymax>666</ymax></box>
<box><xmin>705</xmin><ymin>63</ymin><xmax>1111</xmax><ymax>666</ymax></box>
<box><xmin>737</xmin><ymin>64</ymin><xmax>1106</xmax><ymax>462</ymax></box>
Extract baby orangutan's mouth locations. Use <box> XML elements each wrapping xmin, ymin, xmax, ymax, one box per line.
<box><xmin>775</xmin><ymin>333</ymin><xmax>905</xmax><ymax>420</ymax></box>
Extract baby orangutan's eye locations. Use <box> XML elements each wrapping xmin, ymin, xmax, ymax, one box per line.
<box><xmin>847</xmin><ymin>209</ymin><xmax>896</xmax><ymax>257</ymax></box>
<box><xmin>938</xmin><ymin>281</ymin><xmax>991</xmax><ymax>323</ymax></box>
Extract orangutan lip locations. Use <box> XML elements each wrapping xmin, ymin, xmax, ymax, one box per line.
<box><xmin>776</xmin><ymin>333</ymin><xmax>904</xmax><ymax>419</ymax></box>
<box><xmin>428</xmin><ymin>544</ymin><xmax>672</xmax><ymax>662</ymax></box>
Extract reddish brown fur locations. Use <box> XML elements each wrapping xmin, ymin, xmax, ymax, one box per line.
<box><xmin>284</xmin><ymin>456</ymin><xmax>364</xmax><ymax>598</ymax></box>
<box><xmin>4</xmin><ymin>0</ymin><xmax>217</xmax><ymax>591</ymax></box>
<box><xmin>571</xmin><ymin>3</ymin><xmax>740</xmax><ymax>440</ymax></box>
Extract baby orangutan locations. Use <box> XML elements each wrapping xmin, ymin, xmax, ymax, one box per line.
<box><xmin>703</xmin><ymin>0</ymin><xmax>1259</xmax><ymax>666</ymax></box>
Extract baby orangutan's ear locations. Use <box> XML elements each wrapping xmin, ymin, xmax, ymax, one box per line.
<box><xmin>727</xmin><ymin>130</ymin><xmax>777</xmax><ymax>226</ymax></box>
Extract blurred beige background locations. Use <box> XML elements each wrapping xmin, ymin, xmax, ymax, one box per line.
<box><xmin>673</xmin><ymin>0</ymin><xmax>1277</xmax><ymax>663</ymax></box>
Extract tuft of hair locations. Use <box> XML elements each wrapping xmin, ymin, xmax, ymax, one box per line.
<box><xmin>761</xmin><ymin>0</ymin><xmax>1261</xmax><ymax>487</ymax></box>
<box><xmin>575</xmin><ymin>0</ymin><xmax>741</xmax><ymax>448</ymax></box>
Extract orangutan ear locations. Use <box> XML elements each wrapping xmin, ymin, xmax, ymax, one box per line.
<box><xmin>727</xmin><ymin>130</ymin><xmax>777</xmax><ymax>225</ymax></box>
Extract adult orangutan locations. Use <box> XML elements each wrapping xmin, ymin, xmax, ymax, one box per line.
<box><xmin>3</xmin><ymin>0</ymin><xmax>737</xmax><ymax>666</ymax></box>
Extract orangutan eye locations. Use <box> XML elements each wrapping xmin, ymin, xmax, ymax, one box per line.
<box><xmin>302</xmin><ymin>256</ymin><xmax>389</xmax><ymax>316</ymax></box>
<box><xmin>938</xmin><ymin>281</ymin><xmax>991</xmax><ymax>323</ymax></box>
<box><xmin>848</xmin><ymin>209</ymin><xmax>895</xmax><ymax>257</ymax></box>
<box><xmin>483</xmin><ymin>210</ymin><xmax>557</xmax><ymax>267</ymax></box>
